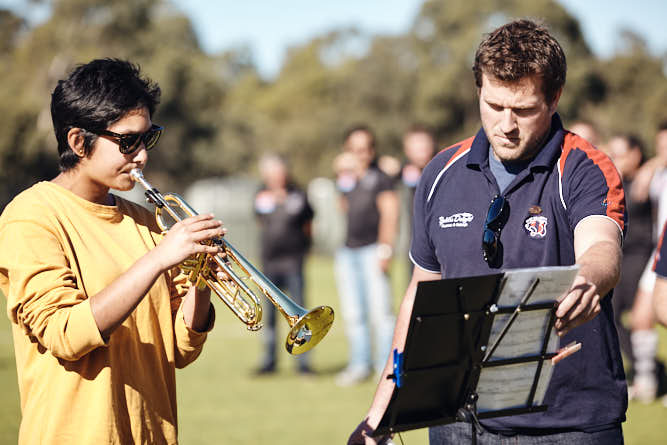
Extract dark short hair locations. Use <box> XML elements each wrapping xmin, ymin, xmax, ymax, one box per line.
<box><xmin>51</xmin><ymin>58</ymin><xmax>161</xmax><ymax>171</ymax></box>
<box><xmin>473</xmin><ymin>19</ymin><xmax>566</xmax><ymax>104</ymax></box>
<box><xmin>658</xmin><ymin>121</ymin><xmax>667</xmax><ymax>133</ymax></box>
<box><xmin>343</xmin><ymin>124</ymin><xmax>376</xmax><ymax>149</ymax></box>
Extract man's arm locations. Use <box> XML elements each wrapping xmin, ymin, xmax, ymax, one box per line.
<box><xmin>629</xmin><ymin>157</ymin><xmax>661</xmax><ymax>203</ymax></box>
<box><xmin>376</xmin><ymin>190</ymin><xmax>400</xmax><ymax>272</ymax></box>
<box><xmin>554</xmin><ymin>216</ymin><xmax>622</xmax><ymax>336</ymax></box>
<box><xmin>348</xmin><ymin>266</ymin><xmax>441</xmax><ymax>445</ymax></box>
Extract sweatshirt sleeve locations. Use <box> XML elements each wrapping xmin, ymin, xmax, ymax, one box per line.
<box><xmin>167</xmin><ymin>267</ymin><xmax>216</xmax><ymax>368</ymax></box>
<box><xmin>0</xmin><ymin>220</ymin><xmax>106</xmax><ymax>361</ymax></box>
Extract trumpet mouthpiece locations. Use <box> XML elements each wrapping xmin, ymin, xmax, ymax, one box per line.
<box><xmin>130</xmin><ymin>168</ymin><xmax>143</xmax><ymax>181</ymax></box>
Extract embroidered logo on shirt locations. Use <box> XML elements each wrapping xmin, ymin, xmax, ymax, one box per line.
<box><xmin>524</xmin><ymin>215</ymin><xmax>548</xmax><ymax>238</ymax></box>
<box><xmin>439</xmin><ymin>213</ymin><xmax>474</xmax><ymax>228</ymax></box>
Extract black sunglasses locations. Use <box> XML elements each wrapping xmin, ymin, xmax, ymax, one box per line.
<box><xmin>482</xmin><ymin>195</ymin><xmax>507</xmax><ymax>264</ymax></box>
<box><xmin>85</xmin><ymin>124</ymin><xmax>163</xmax><ymax>155</ymax></box>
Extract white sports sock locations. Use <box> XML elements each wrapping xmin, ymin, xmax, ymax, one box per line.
<box><xmin>631</xmin><ymin>329</ymin><xmax>658</xmax><ymax>379</ymax></box>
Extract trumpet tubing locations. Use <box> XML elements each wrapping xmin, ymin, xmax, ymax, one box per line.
<box><xmin>130</xmin><ymin>169</ymin><xmax>334</xmax><ymax>354</ymax></box>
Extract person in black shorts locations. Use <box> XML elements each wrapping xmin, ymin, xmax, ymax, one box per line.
<box><xmin>607</xmin><ymin>134</ymin><xmax>654</xmax><ymax>381</ymax></box>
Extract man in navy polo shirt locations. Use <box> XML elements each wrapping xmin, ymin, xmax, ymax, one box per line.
<box><xmin>348</xmin><ymin>19</ymin><xmax>627</xmax><ymax>445</ymax></box>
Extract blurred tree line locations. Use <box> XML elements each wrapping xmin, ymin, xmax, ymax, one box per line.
<box><xmin>1</xmin><ymin>0</ymin><xmax>666</xmax><ymax>209</ymax></box>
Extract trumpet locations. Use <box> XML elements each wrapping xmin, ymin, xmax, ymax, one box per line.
<box><xmin>130</xmin><ymin>169</ymin><xmax>334</xmax><ymax>355</ymax></box>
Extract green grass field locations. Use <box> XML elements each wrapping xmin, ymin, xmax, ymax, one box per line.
<box><xmin>1</xmin><ymin>256</ymin><xmax>666</xmax><ymax>444</ymax></box>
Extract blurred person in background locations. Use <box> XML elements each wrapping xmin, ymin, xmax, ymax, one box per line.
<box><xmin>0</xmin><ymin>59</ymin><xmax>221</xmax><ymax>444</ymax></box>
<box><xmin>623</xmin><ymin>122</ymin><xmax>667</xmax><ymax>403</ymax></box>
<box><xmin>570</xmin><ymin>119</ymin><xmax>611</xmax><ymax>156</ymax></box>
<box><xmin>569</xmin><ymin>119</ymin><xmax>601</xmax><ymax>148</ymax></box>
<box><xmin>401</xmin><ymin>123</ymin><xmax>437</xmax><ymax>217</ymax></box>
<box><xmin>349</xmin><ymin>20</ymin><xmax>627</xmax><ymax>444</ymax></box>
<box><xmin>607</xmin><ymin>135</ymin><xmax>655</xmax><ymax>394</ymax></box>
<box><xmin>401</xmin><ymin>124</ymin><xmax>437</xmax><ymax>191</ymax></box>
<box><xmin>253</xmin><ymin>153</ymin><xmax>314</xmax><ymax>375</ymax></box>
<box><xmin>333</xmin><ymin>125</ymin><xmax>399</xmax><ymax>386</ymax></box>
<box><xmin>377</xmin><ymin>154</ymin><xmax>402</xmax><ymax>184</ymax></box>
<box><xmin>401</xmin><ymin>124</ymin><xmax>437</xmax><ymax>277</ymax></box>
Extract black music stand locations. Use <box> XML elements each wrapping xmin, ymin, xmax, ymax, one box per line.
<box><xmin>373</xmin><ymin>266</ymin><xmax>579</xmax><ymax>444</ymax></box>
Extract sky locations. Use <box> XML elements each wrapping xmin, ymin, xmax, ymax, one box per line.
<box><xmin>171</xmin><ymin>0</ymin><xmax>667</xmax><ymax>78</ymax></box>
<box><xmin>3</xmin><ymin>0</ymin><xmax>667</xmax><ymax>79</ymax></box>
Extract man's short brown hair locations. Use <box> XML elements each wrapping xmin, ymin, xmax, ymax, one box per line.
<box><xmin>473</xmin><ymin>19</ymin><xmax>566</xmax><ymax>104</ymax></box>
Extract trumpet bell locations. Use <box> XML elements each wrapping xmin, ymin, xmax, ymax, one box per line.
<box><xmin>286</xmin><ymin>306</ymin><xmax>335</xmax><ymax>355</ymax></box>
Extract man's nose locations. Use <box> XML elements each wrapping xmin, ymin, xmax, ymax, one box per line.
<box><xmin>500</xmin><ymin>109</ymin><xmax>518</xmax><ymax>133</ymax></box>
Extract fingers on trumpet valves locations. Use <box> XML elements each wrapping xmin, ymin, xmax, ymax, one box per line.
<box><xmin>207</xmin><ymin>257</ymin><xmax>231</xmax><ymax>281</ymax></box>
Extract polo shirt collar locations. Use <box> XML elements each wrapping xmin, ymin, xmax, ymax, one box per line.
<box><xmin>467</xmin><ymin>113</ymin><xmax>566</xmax><ymax>171</ymax></box>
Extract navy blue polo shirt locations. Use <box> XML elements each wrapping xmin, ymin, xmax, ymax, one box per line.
<box><xmin>654</xmin><ymin>222</ymin><xmax>667</xmax><ymax>278</ymax></box>
<box><xmin>410</xmin><ymin>114</ymin><xmax>627</xmax><ymax>433</ymax></box>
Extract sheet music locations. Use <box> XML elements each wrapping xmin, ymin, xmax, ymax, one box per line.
<box><xmin>495</xmin><ymin>265</ymin><xmax>579</xmax><ymax>307</ymax></box>
<box><xmin>476</xmin><ymin>361</ymin><xmax>554</xmax><ymax>412</ymax></box>
<box><xmin>486</xmin><ymin>309</ymin><xmax>559</xmax><ymax>360</ymax></box>
<box><xmin>476</xmin><ymin>265</ymin><xmax>577</xmax><ymax>411</ymax></box>
<box><xmin>485</xmin><ymin>265</ymin><xmax>577</xmax><ymax>361</ymax></box>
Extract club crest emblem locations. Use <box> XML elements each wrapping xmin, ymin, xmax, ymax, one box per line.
<box><xmin>524</xmin><ymin>215</ymin><xmax>548</xmax><ymax>238</ymax></box>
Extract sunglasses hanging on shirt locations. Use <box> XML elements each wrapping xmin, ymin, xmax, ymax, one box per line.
<box><xmin>482</xmin><ymin>195</ymin><xmax>508</xmax><ymax>266</ymax></box>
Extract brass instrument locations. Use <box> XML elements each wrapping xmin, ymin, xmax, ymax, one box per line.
<box><xmin>130</xmin><ymin>169</ymin><xmax>334</xmax><ymax>355</ymax></box>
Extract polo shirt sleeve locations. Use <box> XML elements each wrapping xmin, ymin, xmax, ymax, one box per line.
<box><xmin>0</xmin><ymin>220</ymin><xmax>106</xmax><ymax>361</ymax></box>
<box><xmin>560</xmin><ymin>144</ymin><xmax>626</xmax><ymax>236</ymax></box>
<box><xmin>408</xmin><ymin>163</ymin><xmax>441</xmax><ymax>274</ymax></box>
<box><xmin>654</xmin><ymin>222</ymin><xmax>667</xmax><ymax>278</ymax></box>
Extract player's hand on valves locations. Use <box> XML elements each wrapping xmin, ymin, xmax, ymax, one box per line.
<box><xmin>205</xmin><ymin>253</ymin><xmax>232</xmax><ymax>282</ymax></box>
<box><xmin>152</xmin><ymin>214</ymin><xmax>226</xmax><ymax>271</ymax></box>
<box><xmin>554</xmin><ymin>274</ymin><xmax>601</xmax><ymax>336</ymax></box>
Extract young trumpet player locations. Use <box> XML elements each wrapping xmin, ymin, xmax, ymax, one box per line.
<box><xmin>0</xmin><ymin>59</ymin><xmax>224</xmax><ymax>444</ymax></box>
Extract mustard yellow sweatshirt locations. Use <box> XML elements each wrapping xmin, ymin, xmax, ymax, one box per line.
<box><xmin>0</xmin><ymin>181</ymin><xmax>213</xmax><ymax>444</ymax></box>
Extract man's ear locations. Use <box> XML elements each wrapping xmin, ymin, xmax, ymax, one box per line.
<box><xmin>67</xmin><ymin>128</ymin><xmax>86</xmax><ymax>157</ymax></box>
<box><xmin>548</xmin><ymin>88</ymin><xmax>563</xmax><ymax>114</ymax></box>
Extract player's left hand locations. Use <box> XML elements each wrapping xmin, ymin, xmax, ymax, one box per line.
<box><xmin>554</xmin><ymin>274</ymin><xmax>601</xmax><ymax>336</ymax></box>
<box><xmin>347</xmin><ymin>418</ymin><xmax>393</xmax><ymax>445</ymax></box>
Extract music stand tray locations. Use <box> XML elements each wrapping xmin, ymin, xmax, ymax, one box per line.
<box><xmin>373</xmin><ymin>265</ymin><xmax>579</xmax><ymax>439</ymax></box>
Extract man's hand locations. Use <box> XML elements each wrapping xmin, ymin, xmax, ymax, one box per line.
<box><xmin>554</xmin><ymin>215</ymin><xmax>623</xmax><ymax>337</ymax></box>
<box><xmin>554</xmin><ymin>274</ymin><xmax>602</xmax><ymax>336</ymax></box>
